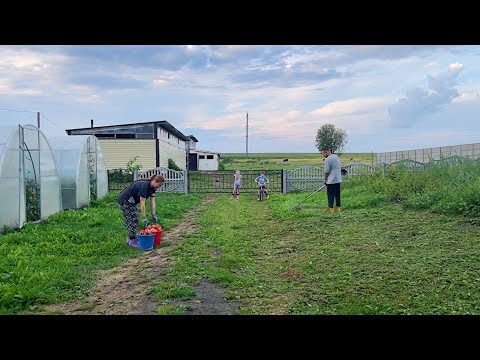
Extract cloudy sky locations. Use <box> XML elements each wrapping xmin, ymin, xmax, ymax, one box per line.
<box><xmin>1</xmin><ymin>45</ymin><xmax>479</xmax><ymax>153</ymax></box>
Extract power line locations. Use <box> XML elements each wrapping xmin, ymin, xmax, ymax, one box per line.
<box><xmin>40</xmin><ymin>113</ymin><xmax>65</xmax><ymax>134</ymax></box>
<box><xmin>0</xmin><ymin>107</ymin><xmax>37</xmax><ymax>113</ymax></box>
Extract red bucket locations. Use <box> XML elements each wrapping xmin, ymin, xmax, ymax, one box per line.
<box><xmin>154</xmin><ymin>227</ymin><xmax>162</xmax><ymax>246</ymax></box>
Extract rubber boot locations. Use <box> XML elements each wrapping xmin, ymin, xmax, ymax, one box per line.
<box><xmin>127</xmin><ymin>237</ymin><xmax>139</xmax><ymax>248</ymax></box>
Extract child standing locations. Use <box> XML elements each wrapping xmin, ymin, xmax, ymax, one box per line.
<box><xmin>232</xmin><ymin>169</ymin><xmax>242</xmax><ymax>199</ymax></box>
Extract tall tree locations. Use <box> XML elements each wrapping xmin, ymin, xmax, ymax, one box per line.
<box><xmin>315</xmin><ymin>124</ymin><xmax>347</xmax><ymax>154</ymax></box>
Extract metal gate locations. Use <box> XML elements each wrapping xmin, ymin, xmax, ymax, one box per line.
<box><xmin>134</xmin><ymin>167</ymin><xmax>187</xmax><ymax>193</ymax></box>
<box><xmin>284</xmin><ymin>166</ymin><xmax>324</xmax><ymax>193</ymax></box>
<box><xmin>188</xmin><ymin>170</ymin><xmax>283</xmax><ymax>193</ymax></box>
<box><xmin>284</xmin><ymin>163</ymin><xmax>376</xmax><ymax>193</ymax></box>
<box><xmin>343</xmin><ymin>162</ymin><xmax>376</xmax><ymax>175</ymax></box>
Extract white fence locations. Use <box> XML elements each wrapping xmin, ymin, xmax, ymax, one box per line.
<box><xmin>134</xmin><ymin>167</ymin><xmax>187</xmax><ymax>193</ymax></box>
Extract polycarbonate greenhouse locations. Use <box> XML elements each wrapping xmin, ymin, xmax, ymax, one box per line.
<box><xmin>49</xmin><ymin>135</ymin><xmax>108</xmax><ymax>209</ymax></box>
<box><xmin>0</xmin><ymin>124</ymin><xmax>62</xmax><ymax>230</ymax></box>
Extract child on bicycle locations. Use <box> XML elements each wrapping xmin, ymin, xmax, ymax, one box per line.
<box><xmin>232</xmin><ymin>169</ymin><xmax>242</xmax><ymax>199</ymax></box>
<box><xmin>255</xmin><ymin>171</ymin><xmax>270</xmax><ymax>200</ymax></box>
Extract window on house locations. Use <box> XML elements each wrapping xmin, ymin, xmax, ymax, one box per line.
<box><xmin>207</xmin><ymin>155</ymin><xmax>214</xmax><ymax>159</ymax></box>
<box><xmin>95</xmin><ymin>133</ymin><xmax>115</xmax><ymax>138</ymax></box>
<box><xmin>136</xmin><ymin>133</ymin><xmax>154</xmax><ymax>139</ymax></box>
<box><xmin>168</xmin><ymin>133</ymin><xmax>170</xmax><ymax>139</ymax></box>
<box><xmin>116</xmin><ymin>133</ymin><xmax>136</xmax><ymax>139</ymax></box>
<box><xmin>199</xmin><ymin>155</ymin><xmax>205</xmax><ymax>159</ymax></box>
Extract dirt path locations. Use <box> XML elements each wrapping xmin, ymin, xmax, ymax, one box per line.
<box><xmin>39</xmin><ymin>195</ymin><xmax>237</xmax><ymax>315</ymax></box>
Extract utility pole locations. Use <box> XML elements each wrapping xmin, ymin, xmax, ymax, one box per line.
<box><xmin>246</xmin><ymin>112</ymin><xmax>249</xmax><ymax>159</ymax></box>
<box><xmin>37</xmin><ymin>112</ymin><xmax>40</xmax><ymax>128</ymax></box>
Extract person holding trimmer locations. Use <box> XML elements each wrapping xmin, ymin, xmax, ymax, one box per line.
<box><xmin>322</xmin><ymin>147</ymin><xmax>342</xmax><ymax>213</ymax></box>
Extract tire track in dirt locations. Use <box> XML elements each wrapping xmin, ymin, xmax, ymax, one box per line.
<box><xmin>39</xmin><ymin>195</ymin><xmax>217</xmax><ymax>315</ymax></box>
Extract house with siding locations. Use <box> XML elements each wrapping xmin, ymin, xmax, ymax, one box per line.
<box><xmin>66</xmin><ymin>120</ymin><xmax>191</xmax><ymax>171</ymax></box>
<box><xmin>186</xmin><ymin>135</ymin><xmax>221</xmax><ymax>170</ymax></box>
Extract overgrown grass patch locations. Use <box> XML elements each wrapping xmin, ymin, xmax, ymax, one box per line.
<box><xmin>0</xmin><ymin>192</ymin><xmax>204</xmax><ymax>314</ymax></box>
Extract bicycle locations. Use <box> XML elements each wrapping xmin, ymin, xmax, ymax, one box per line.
<box><xmin>257</xmin><ymin>183</ymin><xmax>268</xmax><ymax>201</ymax></box>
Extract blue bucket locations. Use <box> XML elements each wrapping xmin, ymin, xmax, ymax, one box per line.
<box><xmin>137</xmin><ymin>234</ymin><xmax>154</xmax><ymax>251</ymax></box>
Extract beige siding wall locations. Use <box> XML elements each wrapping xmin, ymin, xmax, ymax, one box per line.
<box><xmin>159</xmin><ymin>139</ymin><xmax>186</xmax><ymax>169</ymax></box>
<box><xmin>99</xmin><ymin>139</ymin><xmax>156</xmax><ymax>170</ymax></box>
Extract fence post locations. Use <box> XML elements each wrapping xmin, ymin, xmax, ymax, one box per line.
<box><xmin>183</xmin><ymin>170</ymin><xmax>188</xmax><ymax>194</ymax></box>
<box><xmin>382</xmin><ymin>163</ymin><xmax>386</xmax><ymax>176</ymax></box>
<box><xmin>282</xmin><ymin>169</ymin><xmax>287</xmax><ymax>194</ymax></box>
<box><xmin>133</xmin><ymin>170</ymin><xmax>139</xmax><ymax>181</ymax></box>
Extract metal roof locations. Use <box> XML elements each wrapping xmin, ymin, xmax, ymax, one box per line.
<box><xmin>66</xmin><ymin>120</ymin><xmax>191</xmax><ymax>141</ymax></box>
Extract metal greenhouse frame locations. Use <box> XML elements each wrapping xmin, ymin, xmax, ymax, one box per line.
<box><xmin>50</xmin><ymin>135</ymin><xmax>108</xmax><ymax>209</ymax></box>
<box><xmin>0</xmin><ymin>124</ymin><xmax>62</xmax><ymax>230</ymax></box>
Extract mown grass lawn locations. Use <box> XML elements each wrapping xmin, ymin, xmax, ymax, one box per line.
<box><xmin>0</xmin><ymin>192</ymin><xmax>205</xmax><ymax>314</ymax></box>
<box><xmin>153</xmin><ymin>191</ymin><xmax>480</xmax><ymax>314</ymax></box>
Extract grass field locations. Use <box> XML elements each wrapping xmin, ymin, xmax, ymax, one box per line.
<box><xmin>154</xmin><ymin>192</ymin><xmax>480</xmax><ymax>315</ymax></box>
<box><xmin>1</xmin><ymin>156</ymin><xmax>480</xmax><ymax>314</ymax></box>
<box><xmin>220</xmin><ymin>152</ymin><xmax>374</xmax><ymax>170</ymax></box>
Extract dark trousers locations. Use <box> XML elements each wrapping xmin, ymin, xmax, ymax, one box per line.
<box><xmin>326</xmin><ymin>183</ymin><xmax>341</xmax><ymax>208</ymax></box>
<box><xmin>119</xmin><ymin>201</ymin><xmax>138</xmax><ymax>239</ymax></box>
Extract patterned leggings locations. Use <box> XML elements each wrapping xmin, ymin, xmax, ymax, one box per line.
<box><xmin>119</xmin><ymin>201</ymin><xmax>138</xmax><ymax>239</ymax></box>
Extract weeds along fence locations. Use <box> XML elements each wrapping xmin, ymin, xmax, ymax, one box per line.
<box><xmin>345</xmin><ymin>155</ymin><xmax>480</xmax><ymax>217</ymax></box>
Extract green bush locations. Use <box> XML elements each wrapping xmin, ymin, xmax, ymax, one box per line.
<box><xmin>126</xmin><ymin>156</ymin><xmax>142</xmax><ymax>173</ymax></box>
<box><xmin>168</xmin><ymin>159</ymin><xmax>182</xmax><ymax>171</ymax></box>
<box><xmin>108</xmin><ymin>169</ymin><xmax>133</xmax><ymax>184</ymax></box>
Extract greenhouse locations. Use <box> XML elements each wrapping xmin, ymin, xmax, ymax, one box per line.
<box><xmin>0</xmin><ymin>124</ymin><xmax>62</xmax><ymax>230</ymax></box>
<box><xmin>50</xmin><ymin>135</ymin><xmax>108</xmax><ymax>210</ymax></box>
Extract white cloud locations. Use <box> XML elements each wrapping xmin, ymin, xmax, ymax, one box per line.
<box><xmin>310</xmin><ymin>97</ymin><xmax>391</xmax><ymax>117</ymax></box>
<box><xmin>452</xmin><ymin>91</ymin><xmax>479</xmax><ymax>103</ymax></box>
<box><xmin>424</xmin><ymin>61</ymin><xmax>439</xmax><ymax>68</ymax></box>
<box><xmin>449</xmin><ymin>62</ymin><xmax>464</xmax><ymax>72</ymax></box>
<box><xmin>0</xmin><ymin>80</ymin><xmax>9</xmax><ymax>92</ymax></box>
<box><xmin>225</xmin><ymin>102</ymin><xmax>247</xmax><ymax>111</ymax></box>
<box><xmin>73</xmin><ymin>94</ymin><xmax>104</xmax><ymax>104</ymax></box>
<box><xmin>153</xmin><ymin>79</ymin><xmax>168</xmax><ymax>86</ymax></box>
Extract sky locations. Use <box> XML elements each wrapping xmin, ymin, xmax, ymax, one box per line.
<box><xmin>1</xmin><ymin>45</ymin><xmax>479</xmax><ymax>154</ymax></box>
